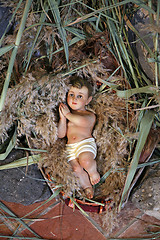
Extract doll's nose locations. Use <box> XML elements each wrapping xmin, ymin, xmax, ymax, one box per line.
<box><xmin>73</xmin><ymin>96</ymin><xmax>77</xmax><ymax>101</ymax></box>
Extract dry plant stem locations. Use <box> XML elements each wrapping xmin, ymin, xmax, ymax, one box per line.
<box><xmin>0</xmin><ymin>0</ymin><xmax>23</xmax><ymax>46</ymax></box>
<box><xmin>47</xmin><ymin>0</ymin><xmax>69</xmax><ymax>64</ymax></box>
<box><xmin>119</xmin><ymin>110</ymin><xmax>155</xmax><ymax>211</ymax></box>
<box><xmin>123</xmin><ymin>147</ymin><xmax>157</xmax><ymax>207</ymax></box>
<box><xmin>25</xmin><ymin>1</ymin><xmax>48</xmax><ymax>73</ymax></box>
<box><xmin>0</xmin><ymin>0</ymin><xmax>32</xmax><ymax>111</ymax></box>
<box><xmin>0</xmin><ymin>201</ymin><xmax>41</xmax><ymax>238</ymax></box>
<box><xmin>39</xmin><ymin>166</ymin><xmax>61</xmax><ymax>201</ymax></box>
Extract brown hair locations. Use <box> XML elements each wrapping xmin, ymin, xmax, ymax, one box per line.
<box><xmin>70</xmin><ymin>76</ymin><xmax>93</xmax><ymax>97</ymax></box>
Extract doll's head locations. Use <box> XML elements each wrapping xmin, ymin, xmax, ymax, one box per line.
<box><xmin>69</xmin><ymin>76</ymin><xmax>93</xmax><ymax>97</ymax></box>
<box><xmin>67</xmin><ymin>76</ymin><xmax>93</xmax><ymax>111</ymax></box>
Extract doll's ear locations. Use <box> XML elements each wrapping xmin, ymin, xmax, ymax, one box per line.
<box><xmin>86</xmin><ymin>96</ymin><xmax>92</xmax><ymax>105</ymax></box>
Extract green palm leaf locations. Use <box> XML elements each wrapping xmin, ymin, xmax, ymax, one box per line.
<box><xmin>47</xmin><ymin>0</ymin><xmax>69</xmax><ymax>64</ymax></box>
<box><xmin>0</xmin><ymin>45</ymin><xmax>14</xmax><ymax>57</ymax></box>
<box><xmin>119</xmin><ymin>110</ymin><xmax>155</xmax><ymax>211</ymax></box>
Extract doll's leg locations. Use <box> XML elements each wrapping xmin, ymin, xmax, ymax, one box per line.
<box><xmin>78</xmin><ymin>152</ymin><xmax>100</xmax><ymax>185</ymax></box>
<box><xmin>70</xmin><ymin>159</ymin><xmax>94</xmax><ymax>199</ymax></box>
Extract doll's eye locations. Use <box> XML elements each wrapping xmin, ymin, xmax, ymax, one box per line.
<box><xmin>77</xmin><ymin>95</ymin><xmax>82</xmax><ymax>99</ymax></box>
<box><xmin>69</xmin><ymin>93</ymin><xmax>74</xmax><ymax>97</ymax></box>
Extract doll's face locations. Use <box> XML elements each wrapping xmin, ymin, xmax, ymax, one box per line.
<box><xmin>67</xmin><ymin>86</ymin><xmax>92</xmax><ymax>111</ymax></box>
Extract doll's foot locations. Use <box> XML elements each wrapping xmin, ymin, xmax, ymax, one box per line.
<box><xmin>90</xmin><ymin>172</ymin><xmax>100</xmax><ymax>185</ymax></box>
<box><xmin>84</xmin><ymin>187</ymin><xmax>94</xmax><ymax>199</ymax></box>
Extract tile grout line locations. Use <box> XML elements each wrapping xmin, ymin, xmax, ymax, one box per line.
<box><xmin>79</xmin><ymin>211</ymin><xmax>107</xmax><ymax>238</ymax></box>
<box><xmin>113</xmin><ymin>212</ymin><xmax>144</xmax><ymax>238</ymax></box>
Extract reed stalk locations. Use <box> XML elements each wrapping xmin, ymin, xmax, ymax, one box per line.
<box><xmin>0</xmin><ymin>0</ymin><xmax>33</xmax><ymax>111</ymax></box>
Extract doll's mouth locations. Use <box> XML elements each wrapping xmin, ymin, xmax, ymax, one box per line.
<box><xmin>72</xmin><ymin>102</ymin><xmax>77</xmax><ymax>105</ymax></box>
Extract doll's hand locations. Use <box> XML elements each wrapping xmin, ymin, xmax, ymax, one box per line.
<box><xmin>59</xmin><ymin>103</ymin><xmax>70</xmax><ymax>117</ymax></box>
<box><xmin>59</xmin><ymin>103</ymin><xmax>66</xmax><ymax>119</ymax></box>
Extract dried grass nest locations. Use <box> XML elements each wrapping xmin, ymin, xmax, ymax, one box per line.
<box><xmin>0</xmin><ymin>66</ymin><xmax>137</xmax><ymax>212</ymax></box>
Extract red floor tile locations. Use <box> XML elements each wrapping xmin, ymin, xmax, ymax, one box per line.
<box><xmin>88</xmin><ymin>201</ymin><xmax>160</xmax><ymax>238</ymax></box>
<box><xmin>117</xmin><ymin>213</ymin><xmax>160</xmax><ymax>239</ymax></box>
<box><xmin>1</xmin><ymin>199</ymin><xmax>160</xmax><ymax>239</ymax></box>
<box><xmin>0</xmin><ymin>199</ymin><xmax>106</xmax><ymax>240</ymax></box>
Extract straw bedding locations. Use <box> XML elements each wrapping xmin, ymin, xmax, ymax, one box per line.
<box><xmin>0</xmin><ymin>67</ymin><xmax>136</xmax><ymax>205</ymax></box>
<box><xmin>0</xmin><ymin>67</ymin><xmax>137</xmax><ymax>232</ymax></box>
<box><xmin>0</xmin><ymin>2</ymin><xmax>138</xmax><ymax>231</ymax></box>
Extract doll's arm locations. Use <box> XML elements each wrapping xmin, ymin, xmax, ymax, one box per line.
<box><xmin>65</xmin><ymin>112</ymin><xmax>89</xmax><ymax>127</ymax></box>
<box><xmin>60</xmin><ymin>103</ymin><xmax>96</xmax><ymax>127</ymax></box>
<box><xmin>58</xmin><ymin>104</ymin><xmax>67</xmax><ymax>138</ymax></box>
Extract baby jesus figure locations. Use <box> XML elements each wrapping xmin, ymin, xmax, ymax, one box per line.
<box><xmin>58</xmin><ymin>77</ymin><xmax>100</xmax><ymax>199</ymax></box>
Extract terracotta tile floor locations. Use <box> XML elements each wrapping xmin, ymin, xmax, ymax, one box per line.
<box><xmin>0</xmin><ymin>198</ymin><xmax>160</xmax><ymax>239</ymax></box>
<box><xmin>0</xmin><ymin>198</ymin><xmax>105</xmax><ymax>240</ymax></box>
